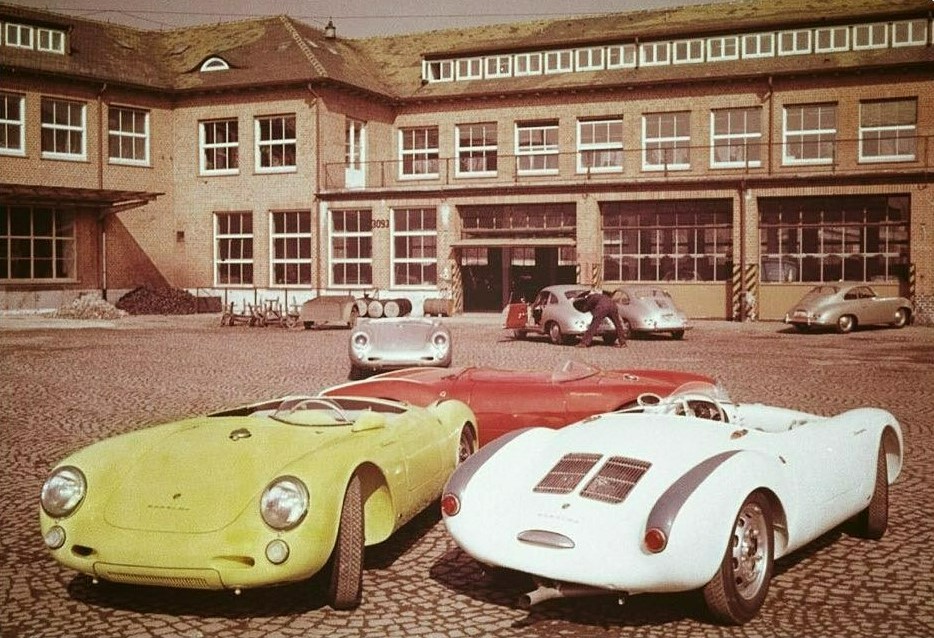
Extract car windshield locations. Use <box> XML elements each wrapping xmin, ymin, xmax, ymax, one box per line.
<box><xmin>632</xmin><ymin>288</ymin><xmax>670</xmax><ymax>300</ymax></box>
<box><xmin>270</xmin><ymin>396</ymin><xmax>404</xmax><ymax>426</ymax></box>
<box><xmin>563</xmin><ymin>288</ymin><xmax>591</xmax><ymax>300</ymax></box>
<box><xmin>551</xmin><ymin>359</ymin><xmax>599</xmax><ymax>383</ymax></box>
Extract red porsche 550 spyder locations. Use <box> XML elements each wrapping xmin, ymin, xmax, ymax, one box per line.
<box><xmin>322</xmin><ymin>360</ymin><xmax>712</xmax><ymax>446</ymax></box>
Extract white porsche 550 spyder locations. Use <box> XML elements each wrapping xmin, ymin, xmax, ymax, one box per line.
<box><xmin>440</xmin><ymin>382</ymin><xmax>903</xmax><ymax>625</ymax></box>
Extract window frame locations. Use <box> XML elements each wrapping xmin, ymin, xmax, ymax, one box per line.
<box><xmin>0</xmin><ymin>92</ymin><xmax>26</xmax><ymax>157</ymax></box>
<box><xmin>577</xmin><ymin>118</ymin><xmax>624</xmax><ymax>174</ymax></box>
<box><xmin>852</xmin><ymin>23</ymin><xmax>888</xmax><ymax>50</ymax></box>
<box><xmin>544</xmin><ymin>50</ymin><xmax>573</xmax><ymax>74</ymax></box>
<box><xmin>710</xmin><ymin>107</ymin><xmax>762</xmax><ymax>169</ymax></box>
<box><xmin>213</xmin><ymin>211</ymin><xmax>254</xmax><ymax>287</ymax></box>
<box><xmin>515</xmin><ymin>121</ymin><xmax>560</xmax><ymax>175</ymax></box>
<box><xmin>456</xmin><ymin>57</ymin><xmax>483</xmax><ymax>80</ymax></box>
<box><xmin>107</xmin><ymin>105</ymin><xmax>150</xmax><ymax>166</ymax></box>
<box><xmin>782</xmin><ymin>103</ymin><xmax>837</xmax><ymax>166</ymax></box>
<box><xmin>778</xmin><ymin>29</ymin><xmax>812</xmax><ymax>55</ymax></box>
<box><xmin>5</xmin><ymin>23</ymin><xmax>34</xmax><ymax>49</ymax></box>
<box><xmin>642</xmin><ymin>111</ymin><xmax>691</xmax><ymax>172</ymax></box>
<box><xmin>485</xmin><ymin>55</ymin><xmax>512</xmax><ymax>78</ymax></box>
<box><xmin>40</xmin><ymin>97</ymin><xmax>86</xmax><ymax>161</ymax></box>
<box><xmin>390</xmin><ymin>207</ymin><xmax>438</xmax><ymax>288</ymax></box>
<box><xmin>329</xmin><ymin>209</ymin><xmax>373</xmax><ymax>288</ymax></box>
<box><xmin>199</xmin><ymin>118</ymin><xmax>240</xmax><ymax>176</ymax></box>
<box><xmin>672</xmin><ymin>39</ymin><xmax>705</xmax><ymax>64</ymax></box>
<box><xmin>575</xmin><ymin>47</ymin><xmax>605</xmax><ymax>71</ymax></box>
<box><xmin>36</xmin><ymin>28</ymin><xmax>65</xmax><ymax>53</ymax></box>
<box><xmin>254</xmin><ymin>114</ymin><xmax>297</xmax><ymax>174</ymax></box>
<box><xmin>423</xmin><ymin>59</ymin><xmax>454</xmax><ymax>83</ymax></box>
<box><xmin>0</xmin><ymin>205</ymin><xmax>76</xmax><ymax>281</ymax></box>
<box><xmin>269</xmin><ymin>209</ymin><xmax>313</xmax><ymax>287</ymax></box>
<box><xmin>859</xmin><ymin>98</ymin><xmax>917</xmax><ymax>163</ymax></box>
<box><xmin>398</xmin><ymin>126</ymin><xmax>440</xmax><ymax>180</ymax></box>
<box><xmin>455</xmin><ymin>122</ymin><xmax>498</xmax><ymax>178</ymax></box>
<box><xmin>814</xmin><ymin>26</ymin><xmax>850</xmax><ymax>53</ymax></box>
<box><xmin>606</xmin><ymin>44</ymin><xmax>637</xmax><ymax>69</ymax></box>
<box><xmin>707</xmin><ymin>36</ymin><xmax>739</xmax><ymax>61</ymax></box>
<box><xmin>892</xmin><ymin>19</ymin><xmax>928</xmax><ymax>47</ymax></box>
<box><xmin>640</xmin><ymin>41</ymin><xmax>670</xmax><ymax>66</ymax></box>
<box><xmin>742</xmin><ymin>32</ymin><xmax>775</xmax><ymax>58</ymax></box>
<box><xmin>200</xmin><ymin>57</ymin><xmax>229</xmax><ymax>72</ymax></box>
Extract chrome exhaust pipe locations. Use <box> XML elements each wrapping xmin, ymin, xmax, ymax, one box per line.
<box><xmin>518</xmin><ymin>582</ymin><xmax>607</xmax><ymax>608</ymax></box>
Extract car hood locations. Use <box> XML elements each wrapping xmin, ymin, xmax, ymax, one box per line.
<box><xmin>102</xmin><ymin>417</ymin><xmax>344</xmax><ymax>533</ymax></box>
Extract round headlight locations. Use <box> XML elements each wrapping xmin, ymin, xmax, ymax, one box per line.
<box><xmin>260</xmin><ymin>476</ymin><xmax>309</xmax><ymax>530</ymax></box>
<box><xmin>431</xmin><ymin>332</ymin><xmax>449</xmax><ymax>350</ymax></box>
<box><xmin>41</xmin><ymin>466</ymin><xmax>86</xmax><ymax>518</ymax></box>
<box><xmin>351</xmin><ymin>332</ymin><xmax>369</xmax><ymax>350</ymax></box>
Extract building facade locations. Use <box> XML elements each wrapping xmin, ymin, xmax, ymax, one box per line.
<box><xmin>2</xmin><ymin>0</ymin><xmax>933</xmax><ymax>322</ymax></box>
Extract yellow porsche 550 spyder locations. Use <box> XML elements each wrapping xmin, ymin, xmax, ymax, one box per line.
<box><xmin>39</xmin><ymin>395</ymin><xmax>478</xmax><ymax>609</ymax></box>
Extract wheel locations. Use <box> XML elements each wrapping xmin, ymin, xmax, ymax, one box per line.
<box><xmin>854</xmin><ymin>444</ymin><xmax>888</xmax><ymax>540</ymax></box>
<box><xmin>457</xmin><ymin>426</ymin><xmax>476</xmax><ymax>464</ymax></box>
<box><xmin>348</xmin><ymin>365</ymin><xmax>365</xmax><ymax>381</ymax></box>
<box><xmin>702</xmin><ymin>492</ymin><xmax>774</xmax><ymax>625</ymax></box>
<box><xmin>327</xmin><ymin>474</ymin><xmax>364</xmax><ymax>610</ymax></box>
<box><xmin>546</xmin><ymin>322</ymin><xmax>564</xmax><ymax>345</ymax></box>
<box><xmin>513</xmin><ymin>329</ymin><xmax>526</xmax><ymax>340</ymax></box>
<box><xmin>892</xmin><ymin>308</ymin><xmax>909</xmax><ymax>329</ymax></box>
<box><xmin>671</xmin><ymin>330</ymin><xmax>685</xmax><ymax>340</ymax></box>
<box><xmin>622</xmin><ymin>319</ymin><xmax>632</xmax><ymax>339</ymax></box>
<box><xmin>836</xmin><ymin>315</ymin><xmax>856</xmax><ymax>334</ymax></box>
<box><xmin>303</xmin><ymin>321</ymin><xmax>314</xmax><ymax>330</ymax></box>
<box><xmin>792</xmin><ymin>324</ymin><xmax>810</xmax><ymax>333</ymax></box>
<box><xmin>602</xmin><ymin>332</ymin><xmax>618</xmax><ymax>345</ymax></box>
<box><xmin>348</xmin><ymin>305</ymin><xmax>360</xmax><ymax>327</ymax></box>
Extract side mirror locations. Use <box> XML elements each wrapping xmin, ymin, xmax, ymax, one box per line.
<box><xmin>352</xmin><ymin>411</ymin><xmax>387</xmax><ymax>432</ymax></box>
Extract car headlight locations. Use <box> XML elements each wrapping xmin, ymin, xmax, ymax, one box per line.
<box><xmin>431</xmin><ymin>331</ymin><xmax>450</xmax><ymax>352</ymax></box>
<box><xmin>260</xmin><ymin>476</ymin><xmax>309</xmax><ymax>531</ymax></box>
<box><xmin>350</xmin><ymin>331</ymin><xmax>370</xmax><ymax>352</ymax></box>
<box><xmin>41</xmin><ymin>466</ymin><xmax>86</xmax><ymax>518</ymax></box>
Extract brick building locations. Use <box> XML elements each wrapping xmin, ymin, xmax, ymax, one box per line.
<box><xmin>1</xmin><ymin>0</ymin><xmax>932</xmax><ymax>322</ymax></box>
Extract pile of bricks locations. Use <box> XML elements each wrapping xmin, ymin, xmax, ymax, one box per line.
<box><xmin>116</xmin><ymin>286</ymin><xmax>198</xmax><ymax>315</ymax></box>
<box><xmin>54</xmin><ymin>296</ymin><xmax>128</xmax><ymax>320</ymax></box>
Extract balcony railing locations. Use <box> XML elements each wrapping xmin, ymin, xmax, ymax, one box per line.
<box><xmin>322</xmin><ymin>135</ymin><xmax>933</xmax><ymax>192</ymax></box>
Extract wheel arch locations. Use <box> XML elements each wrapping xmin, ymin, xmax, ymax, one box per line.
<box><xmin>350</xmin><ymin>462</ymin><xmax>395</xmax><ymax>546</ymax></box>
<box><xmin>881</xmin><ymin>425</ymin><xmax>903</xmax><ymax>484</ymax></box>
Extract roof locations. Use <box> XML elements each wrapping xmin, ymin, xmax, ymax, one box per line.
<box><xmin>0</xmin><ymin>184</ymin><xmax>162</xmax><ymax>214</ymax></box>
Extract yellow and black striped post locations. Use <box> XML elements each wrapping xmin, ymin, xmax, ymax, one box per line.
<box><xmin>743</xmin><ymin>263</ymin><xmax>759</xmax><ymax>321</ymax></box>
<box><xmin>908</xmin><ymin>262</ymin><xmax>916</xmax><ymax>304</ymax></box>
<box><xmin>449</xmin><ymin>257</ymin><xmax>463</xmax><ymax>315</ymax></box>
<box><xmin>731</xmin><ymin>264</ymin><xmax>743</xmax><ymax>321</ymax></box>
<box><xmin>592</xmin><ymin>263</ymin><xmax>600</xmax><ymax>289</ymax></box>
<box><xmin>576</xmin><ymin>262</ymin><xmax>582</xmax><ymax>285</ymax></box>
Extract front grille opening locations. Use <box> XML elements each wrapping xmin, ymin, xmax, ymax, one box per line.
<box><xmin>533</xmin><ymin>453</ymin><xmax>602</xmax><ymax>495</ymax></box>
<box><xmin>580</xmin><ymin>456</ymin><xmax>651</xmax><ymax>504</ymax></box>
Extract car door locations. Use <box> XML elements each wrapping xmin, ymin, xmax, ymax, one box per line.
<box><xmin>389</xmin><ymin>410</ymin><xmax>446</xmax><ymax>513</ymax></box>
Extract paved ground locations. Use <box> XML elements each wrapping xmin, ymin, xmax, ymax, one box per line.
<box><xmin>1</xmin><ymin>314</ymin><xmax>933</xmax><ymax>638</ymax></box>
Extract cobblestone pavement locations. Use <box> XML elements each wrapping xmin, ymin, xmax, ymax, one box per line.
<box><xmin>2</xmin><ymin>314</ymin><xmax>933</xmax><ymax>638</ymax></box>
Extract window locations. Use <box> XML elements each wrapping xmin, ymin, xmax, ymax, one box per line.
<box><xmin>707</xmin><ymin>36</ymin><xmax>739</xmax><ymax>61</ymax></box>
<box><xmin>40</xmin><ymin>98</ymin><xmax>86</xmax><ymax>160</ymax></box>
<box><xmin>602</xmin><ymin>200</ymin><xmax>732</xmax><ymax>282</ymax></box>
<box><xmin>200</xmin><ymin>119</ymin><xmax>239</xmax><ymax>175</ymax></box>
<box><xmin>759</xmin><ymin>196</ymin><xmax>910</xmax><ymax>283</ymax></box>
<box><xmin>783</xmin><ymin>103</ymin><xmax>836</xmax><ymax>165</ymax></box>
<box><xmin>214</xmin><ymin>212</ymin><xmax>253</xmax><ymax>285</ymax></box>
<box><xmin>200</xmin><ymin>57</ymin><xmax>229</xmax><ymax>72</ymax></box>
<box><xmin>485</xmin><ymin>55</ymin><xmax>512</xmax><ymax>78</ymax></box>
<box><xmin>576</xmin><ymin>47</ymin><xmax>604</xmax><ymax>71</ymax></box>
<box><xmin>36</xmin><ymin>28</ymin><xmax>65</xmax><ymax>53</ymax></box>
<box><xmin>456</xmin><ymin>123</ymin><xmax>497</xmax><ymax>176</ymax></box>
<box><xmin>392</xmin><ymin>208</ymin><xmax>437</xmax><ymax>287</ymax></box>
<box><xmin>270</xmin><ymin>210</ymin><xmax>312</xmax><ymax>286</ymax></box>
<box><xmin>5</xmin><ymin>23</ymin><xmax>33</xmax><ymax>49</ymax></box>
<box><xmin>514</xmin><ymin>52</ymin><xmax>542</xmax><ymax>76</ymax></box>
<box><xmin>516</xmin><ymin>121</ymin><xmax>559</xmax><ymax>174</ymax></box>
<box><xmin>424</xmin><ymin>59</ymin><xmax>453</xmax><ymax>82</ymax></box>
<box><xmin>853</xmin><ymin>23</ymin><xmax>888</xmax><ymax>50</ymax></box>
<box><xmin>640</xmin><ymin>41</ymin><xmax>670</xmax><ymax>66</ymax></box>
<box><xmin>892</xmin><ymin>20</ymin><xmax>928</xmax><ymax>47</ymax></box>
<box><xmin>606</xmin><ymin>44</ymin><xmax>636</xmax><ymax>68</ymax></box>
<box><xmin>860</xmin><ymin>99</ymin><xmax>917</xmax><ymax>162</ymax></box>
<box><xmin>399</xmin><ymin>126</ymin><xmax>439</xmax><ymax>178</ymax></box>
<box><xmin>255</xmin><ymin>115</ymin><xmax>296</xmax><ymax>173</ymax></box>
<box><xmin>672</xmin><ymin>39</ymin><xmax>704</xmax><ymax>63</ymax></box>
<box><xmin>330</xmin><ymin>209</ymin><xmax>372</xmax><ymax>286</ymax></box>
<box><xmin>544</xmin><ymin>50</ymin><xmax>573</xmax><ymax>74</ymax></box>
<box><xmin>815</xmin><ymin>26</ymin><xmax>849</xmax><ymax>52</ymax></box>
<box><xmin>642</xmin><ymin>112</ymin><xmax>690</xmax><ymax>171</ymax></box>
<box><xmin>578</xmin><ymin>118</ymin><xmax>623</xmax><ymax>173</ymax></box>
<box><xmin>779</xmin><ymin>29</ymin><xmax>812</xmax><ymax>55</ymax></box>
<box><xmin>0</xmin><ymin>205</ymin><xmax>75</xmax><ymax>280</ymax></box>
<box><xmin>108</xmin><ymin>106</ymin><xmax>149</xmax><ymax>165</ymax></box>
<box><xmin>742</xmin><ymin>32</ymin><xmax>774</xmax><ymax>58</ymax></box>
<box><xmin>711</xmin><ymin>107</ymin><xmax>762</xmax><ymax>168</ymax></box>
<box><xmin>0</xmin><ymin>92</ymin><xmax>25</xmax><ymax>156</ymax></box>
<box><xmin>457</xmin><ymin>58</ymin><xmax>483</xmax><ymax>80</ymax></box>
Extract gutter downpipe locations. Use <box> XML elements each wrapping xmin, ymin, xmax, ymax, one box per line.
<box><xmin>97</xmin><ymin>83</ymin><xmax>108</xmax><ymax>300</ymax></box>
<box><xmin>307</xmin><ymin>83</ymin><xmax>322</xmax><ymax>295</ymax></box>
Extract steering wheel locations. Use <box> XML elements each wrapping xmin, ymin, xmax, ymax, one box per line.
<box><xmin>686</xmin><ymin>399</ymin><xmax>726</xmax><ymax>422</ymax></box>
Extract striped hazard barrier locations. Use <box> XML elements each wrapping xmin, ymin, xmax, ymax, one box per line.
<box><xmin>743</xmin><ymin>263</ymin><xmax>759</xmax><ymax>321</ymax></box>
<box><xmin>731</xmin><ymin>264</ymin><xmax>743</xmax><ymax>321</ymax></box>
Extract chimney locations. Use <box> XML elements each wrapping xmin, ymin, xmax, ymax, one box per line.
<box><xmin>324</xmin><ymin>19</ymin><xmax>336</xmax><ymax>39</ymax></box>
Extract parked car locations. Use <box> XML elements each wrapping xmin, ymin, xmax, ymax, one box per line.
<box><xmin>322</xmin><ymin>360</ymin><xmax>712</xmax><ymax>445</ymax></box>
<box><xmin>784</xmin><ymin>284</ymin><xmax>912</xmax><ymax>333</ymax></box>
<box><xmin>440</xmin><ymin>381</ymin><xmax>903</xmax><ymax>624</ymax></box>
<box><xmin>348</xmin><ymin>317</ymin><xmax>452</xmax><ymax>379</ymax></box>
<box><xmin>300</xmin><ymin>293</ymin><xmax>360</xmax><ymax>329</ymax></box>
<box><xmin>504</xmin><ymin>284</ymin><xmax>623</xmax><ymax>345</ymax></box>
<box><xmin>612</xmin><ymin>285</ymin><xmax>690</xmax><ymax>339</ymax></box>
<box><xmin>39</xmin><ymin>395</ymin><xmax>477</xmax><ymax>609</ymax></box>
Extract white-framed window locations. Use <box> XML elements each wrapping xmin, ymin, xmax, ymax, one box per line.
<box><xmin>0</xmin><ymin>92</ymin><xmax>25</xmax><ymax>156</ymax></box>
<box><xmin>514</xmin><ymin>52</ymin><xmax>542</xmax><ymax>76</ymax></box>
<box><xmin>860</xmin><ymin>98</ymin><xmax>917</xmax><ymax>163</ymax></box>
<box><xmin>40</xmin><ymin>97</ymin><xmax>86</xmax><ymax>160</ymax></box>
<box><xmin>0</xmin><ymin>205</ymin><xmax>76</xmax><ymax>281</ymax></box>
<box><xmin>606</xmin><ymin>44</ymin><xmax>636</xmax><ymax>68</ymax></box>
<box><xmin>36</xmin><ymin>28</ymin><xmax>65</xmax><ymax>53</ymax></box>
<box><xmin>391</xmin><ymin>207</ymin><xmax>437</xmax><ymax>287</ymax></box>
<box><xmin>577</xmin><ymin>118</ymin><xmax>623</xmax><ymax>173</ymax></box>
<box><xmin>815</xmin><ymin>26</ymin><xmax>849</xmax><ymax>53</ymax></box>
<box><xmin>5</xmin><ymin>23</ymin><xmax>34</xmax><ymax>49</ymax></box>
<box><xmin>710</xmin><ymin>107</ymin><xmax>762</xmax><ymax>168</ymax></box>
<box><xmin>200</xmin><ymin>57</ymin><xmax>229</xmax><ymax>72</ymax></box>
<box><xmin>853</xmin><ymin>23</ymin><xmax>888</xmax><ymax>50</ymax></box>
<box><xmin>642</xmin><ymin>112</ymin><xmax>690</xmax><ymax>171</ymax></box>
<box><xmin>108</xmin><ymin>106</ymin><xmax>149</xmax><ymax>165</ymax></box>
<box><xmin>672</xmin><ymin>39</ymin><xmax>704</xmax><ymax>64</ymax></box>
<box><xmin>544</xmin><ymin>50</ymin><xmax>573</xmax><ymax>74</ymax></box>
<box><xmin>255</xmin><ymin>114</ymin><xmax>296</xmax><ymax>173</ymax></box>
<box><xmin>707</xmin><ymin>36</ymin><xmax>739</xmax><ymax>61</ymax></box>
<box><xmin>399</xmin><ymin>126</ymin><xmax>439</xmax><ymax>179</ymax></box>
<box><xmin>575</xmin><ymin>47</ymin><xmax>605</xmax><ymax>71</ymax></box>
<box><xmin>516</xmin><ymin>121</ymin><xmax>559</xmax><ymax>174</ymax></box>
<box><xmin>270</xmin><ymin>210</ymin><xmax>313</xmax><ymax>286</ymax></box>
<box><xmin>640</xmin><ymin>41</ymin><xmax>670</xmax><ymax>66</ymax></box>
<box><xmin>892</xmin><ymin>19</ymin><xmax>928</xmax><ymax>47</ymax></box>
<box><xmin>457</xmin><ymin>57</ymin><xmax>483</xmax><ymax>80</ymax></box>
<box><xmin>742</xmin><ymin>32</ymin><xmax>774</xmax><ymax>58</ymax></box>
<box><xmin>456</xmin><ymin>122</ymin><xmax>497</xmax><ymax>177</ymax></box>
<box><xmin>485</xmin><ymin>55</ymin><xmax>512</xmax><ymax>78</ymax></box>
<box><xmin>329</xmin><ymin>209</ymin><xmax>372</xmax><ymax>287</ymax></box>
<box><xmin>199</xmin><ymin>119</ymin><xmax>239</xmax><ymax>175</ymax></box>
<box><xmin>779</xmin><ymin>29</ymin><xmax>812</xmax><ymax>55</ymax></box>
<box><xmin>214</xmin><ymin>211</ymin><xmax>253</xmax><ymax>286</ymax></box>
<box><xmin>423</xmin><ymin>59</ymin><xmax>454</xmax><ymax>82</ymax></box>
<box><xmin>783</xmin><ymin>103</ymin><xmax>837</xmax><ymax>165</ymax></box>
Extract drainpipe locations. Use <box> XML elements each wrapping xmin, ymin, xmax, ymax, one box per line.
<box><xmin>97</xmin><ymin>83</ymin><xmax>108</xmax><ymax>299</ymax></box>
<box><xmin>307</xmin><ymin>83</ymin><xmax>322</xmax><ymax>294</ymax></box>
<box><xmin>766</xmin><ymin>75</ymin><xmax>773</xmax><ymax>176</ymax></box>
<box><xmin>738</xmin><ymin>179</ymin><xmax>747</xmax><ymax>321</ymax></box>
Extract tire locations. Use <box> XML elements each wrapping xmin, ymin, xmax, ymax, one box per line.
<box><xmin>854</xmin><ymin>444</ymin><xmax>888</xmax><ymax>540</ymax></box>
<box><xmin>836</xmin><ymin>315</ymin><xmax>856</xmax><ymax>334</ymax></box>
<box><xmin>513</xmin><ymin>330</ymin><xmax>526</xmax><ymax>340</ymax></box>
<box><xmin>792</xmin><ymin>324</ymin><xmax>810</xmax><ymax>333</ymax></box>
<box><xmin>457</xmin><ymin>426</ymin><xmax>477</xmax><ymax>464</ymax></box>
<box><xmin>702</xmin><ymin>492</ymin><xmax>774</xmax><ymax>625</ymax></box>
<box><xmin>892</xmin><ymin>308</ymin><xmax>909</xmax><ymax>329</ymax></box>
<box><xmin>348</xmin><ymin>365</ymin><xmax>365</xmax><ymax>381</ymax></box>
<box><xmin>671</xmin><ymin>330</ymin><xmax>685</xmax><ymax>340</ymax></box>
<box><xmin>603</xmin><ymin>332</ymin><xmax>618</xmax><ymax>346</ymax></box>
<box><xmin>348</xmin><ymin>305</ymin><xmax>360</xmax><ymax>327</ymax></box>
<box><xmin>327</xmin><ymin>474</ymin><xmax>364</xmax><ymax>610</ymax></box>
<box><xmin>546</xmin><ymin>322</ymin><xmax>564</xmax><ymax>345</ymax></box>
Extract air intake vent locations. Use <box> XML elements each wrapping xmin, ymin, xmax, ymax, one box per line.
<box><xmin>580</xmin><ymin>456</ymin><xmax>651</xmax><ymax>504</ymax></box>
<box><xmin>533</xmin><ymin>453</ymin><xmax>602</xmax><ymax>495</ymax></box>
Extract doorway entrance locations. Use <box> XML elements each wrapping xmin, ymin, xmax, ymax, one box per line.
<box><xmin>459</xmin><ymin>245</ymin><xmax>576</xmax><ymax>312</ymax></box>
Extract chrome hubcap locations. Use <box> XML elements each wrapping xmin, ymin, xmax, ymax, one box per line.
<box><xmin>730</xmin><ymin>503</ymin><xmax>768</xmax><ymax>599</ymax></box>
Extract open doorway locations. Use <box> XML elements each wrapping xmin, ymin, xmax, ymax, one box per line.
<box><xmin>460</xmin><ymin>246</ymin><xmax>576</xmax><ymax>312</ymax></box>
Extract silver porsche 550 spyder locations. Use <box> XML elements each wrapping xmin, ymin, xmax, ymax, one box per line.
<box><xmin>348</xmin><ymin>317</ymin><xmax>452</xmax><ymax>379</ymax></box>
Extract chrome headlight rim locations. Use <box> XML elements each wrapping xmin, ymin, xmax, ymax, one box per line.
<box><xmin>40</xmin><ymin>465</ymin><xmax>87</xmax><ymax>519</ymax></box>
<box><xmin>260</xmin><ymin>475</ymin><xmax>309</xmax><ymax>531</ymax></box>
<box><xmin>430</xmin><ymin>330</ymin><xmax>450</xmax><ymax>353</ymax></box>
<box><xmin>350</xmin><ymin>331</ymin><xmax>371</xmax><ymax>352</ymax></box>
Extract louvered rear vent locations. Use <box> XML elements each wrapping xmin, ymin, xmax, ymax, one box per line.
<box><xmin>580</xmin><ymin>456</ymin><xmax>651</xmax><ymax>504</ymax></box>
<box><xmin>533</xmin><ymin>453</ymin><xmax>602</xmax><ymax>495</ymax></box>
